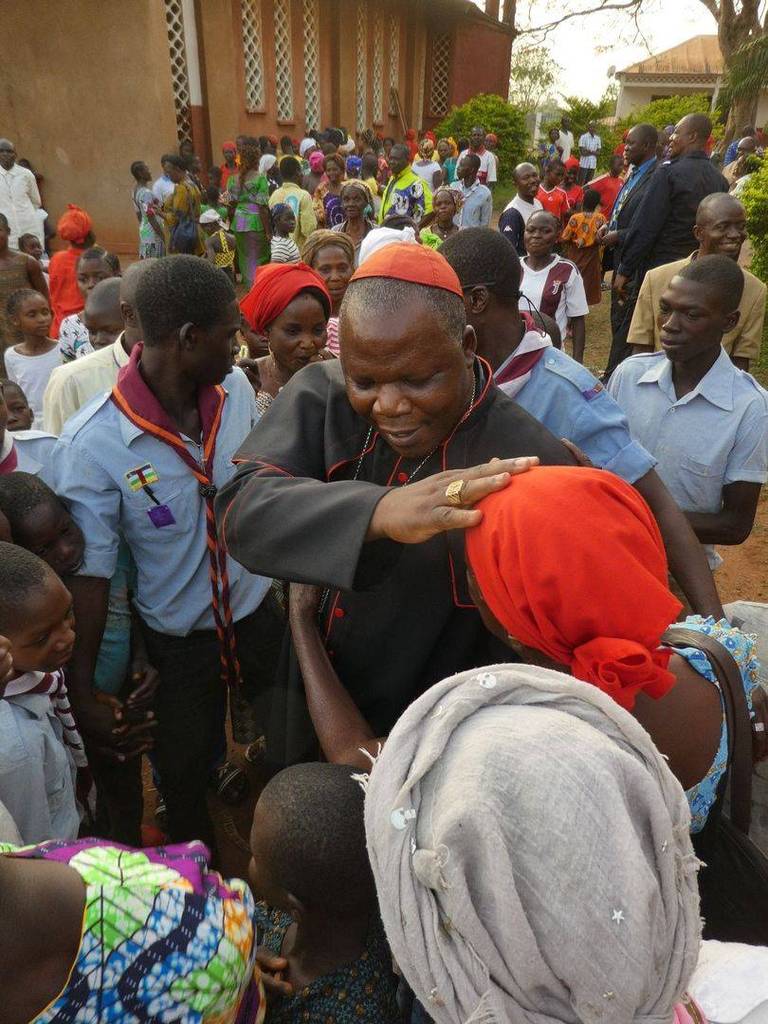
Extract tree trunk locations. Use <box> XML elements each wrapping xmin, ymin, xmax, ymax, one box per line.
<box><xmin>713</xmin><ymin>0</ymin><xmax>762</xmax><ymax>147</ymax></box>
<box><xmin>723</xmin><ymin>92</ymin><xmax>760</xmax><ymax>147</ymax></box>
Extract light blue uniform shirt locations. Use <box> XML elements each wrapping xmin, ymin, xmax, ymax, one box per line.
<box><xmin>497</xmin><ymin>347</ymin><xmax>656</xmax><ymax>484</ymax></box>
<box><xmin>607</xmin><ymin>349</ymin><xmax>768</xmax><ymax>567</ymax></box>
<box><xmin>11</xmin><ymin>429</ymin><xmax>56</xmax><ymax>481</ymax></box>
<box><xmin>51</xmin><ymin>367</ymin><xmax>271</xmax><ymax>636</ymax></box>
<box><xmin>450</xmin><ymin>180</ymin><xmax>493</xmax><ymax>228</ymax></box>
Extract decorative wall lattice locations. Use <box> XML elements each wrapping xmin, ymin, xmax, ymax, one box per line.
<box><xmin>356</xmin><ymin>1</ymin><xmax>368</xmax><ymax>131</ymax></box>
<box><xmin>430</xmin><ymin>33</ymin><xmax>452</xmax><ymax>117</ymax></box>
<box><xmin>240</xmin><ymin>0</ymin><xmax>265</xmax><ymax>112</ymax></box>
<box><xmin>415</xmin><ymin>29</ymin><xmax>427</xmax><ymax>130</ymax></box>
<box><xmin>388</xmin><ymin>15</ymin><xmax>400</xmax><ymax>115</ymax></box>
<box><xmin>274</xmin><ymin>0</ymin><xmax>294</xmax><ymax>121</ymax></box>
<box><xmin>372</xmin><ymin>11</ymin><xmax>384</xmax><ymax>124</ymax></box>
<box><xmin>164</xmin><ymin>0</ymin><xmax>192</xmax><ymax>143</ymax></box>
<box><xmin>303</xmin><ymin>0</ymin><xmax>321</xmax><ymax>130</ymax></box>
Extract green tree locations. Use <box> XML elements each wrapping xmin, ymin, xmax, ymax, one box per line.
<box><xmin>616</xmin><ymin>94</ymin><xmax>725</xmax><ymax>143</ymax></box>
<box><xmin>508</xmin><ymin>45</ymin><xmax>560</xmax><ymax>112</ymax></box>
<box><xmin>435</xmin><ymin>94</ymin><xmax>528</xmax><ymax>182</ymax></box>
<box><xmin>739</xmin><ymin>158</ymin><xmax>768</xmax><ymax>283</ymax></box>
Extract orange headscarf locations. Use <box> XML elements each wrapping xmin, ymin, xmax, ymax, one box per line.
<box><xmin>465</xmin><ymin>467</ymin><xmax>682</xmax><ymax>710</ymax></box>
<box><xmin>57</xmin><ymin>204</ymin><xmax>93</xmax><ymax>245</ymax></box>
<box><xmin>405</xmin><ymin>128</ymin><xmax>419</xmax><ymax>160</ymax></box>
<box><xmin>240</xmin><ymin>262</ymin><xmax>331</xmax><ymax>334</ymax></box>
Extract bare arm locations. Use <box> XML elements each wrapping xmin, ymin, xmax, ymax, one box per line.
<box><xmin>26</xmin><ymin>255</ymin><xmax>49</xmax><ymax>305</ymax></box>
<box><xmin>633</xmin><ymin>470</ymin><xmax>724</xmax><ymax>618</ymax></box>
<box><xmin>569</xmin><ymin>316</ymin><xmax>586</xmax><ymax>363</ymax></box>
<box><xmin>685</xmin><ymin>480</ymin><xmax>762</xmax><ymax>546</ymax></box>
<box><xmin>289</xmin><ymin>583</ymin><xmax>381</xmax><ymax>768</ymax></box>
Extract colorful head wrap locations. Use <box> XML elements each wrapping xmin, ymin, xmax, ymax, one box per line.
<box><xmin>346</xmin><ymin>155</ymin><xmax>363</xmax><ymax>175</ymax></box>
<box><xmin>565</xmin><ymin>156</ymin><xmax>580</xmax><ymax>171</ymax></box>
<box><xmin>418</xmin><ymin>138</ymin><xmax>435</xmax><ymax>159</ymax></box>
<box><xmin>432</xmin><ymin>184</ymin><xmax>462</xmax><ymax>213</ymax></box>
<box><xmin>438</xmin><ymin>137</ymin><xmax>458</xmax><ymax>158</ymax></box>
<box><xmin>465</xmin><ymin>466</ymin><xmax>682</xmax><ymax>710</ymax></box>
<box><xmin>301</xmin><ymin>229</ymin><xmax>355</xmax><ymax>270</ymax></box>
<box><xmin>299</xmin><ymin>137</ymin><xmax>316</xmax><ymax>157</ymax></box>
<box><xmin>340</xmin><ymin>179</ymin><xmax>374</xmax><ymax>210</ymax></box>
<box><xmin>350</xmin><ymin>242</ymin><xmax>463</xmax><ymax>298</ymax></box>
<box><xmin>405</xmin><ymin>129</ymin><xmax>419</xmax><ymax>160</ymax></box>
<box><xmin>57</xmin><ymin>204</ymin><xmax>93</xmax><ymax>245</ymax></box>
<box><xmin>222</xmin><ymin>140</ymin><xmax>236</xmax><ymax>152</ymax></box>
<box><xmin>309</xmin><ymin>150</ymin><xmax>326</xmax><ymax>173</ymax></box>
<box><xmin>485</xmin><ymin>132</ymin><xmax>498</xmax><ymax>146</ymax></box>
<box><xmin>239</xmin><ymin>262</ymin><xmax>331</xmax><ymax>334</ymax></box>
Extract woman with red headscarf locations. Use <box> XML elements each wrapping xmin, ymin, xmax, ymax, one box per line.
<box><xmin>48</xmin><ymin>205</ymin><xmax>95</xmax><ymax>338</ymax></box>
<box><xmin>466</xmin><ymin>465</ymin><xmax>764</xmax><ymax>833</ymax></box>
<box><xmin>239</xmin><ymin>261</ymin><xmax>332</xmax><ymax>414</ymax></box>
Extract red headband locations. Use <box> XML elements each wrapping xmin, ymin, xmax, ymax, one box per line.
<box><xmin>240</xmin><ymin>262</ymin><xmax>332</xmax><ymax>334</ymax></box>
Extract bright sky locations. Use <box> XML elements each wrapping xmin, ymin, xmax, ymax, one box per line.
<box><xmin>479</xmin><ymin>0</ymin><xmax>718</xmax><ymax>102</ymax></box>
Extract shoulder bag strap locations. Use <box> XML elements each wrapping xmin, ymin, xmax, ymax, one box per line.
<box><xmin>662</xmin><ymin>626</ymin><xmax>752</xmax><ymax>833</ymax></box>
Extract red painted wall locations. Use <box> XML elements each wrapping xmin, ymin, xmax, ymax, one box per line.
<box><xmin>450</xmin><ymin>22</ymin><xmax>512</xmax><ymax>107</ymax></box>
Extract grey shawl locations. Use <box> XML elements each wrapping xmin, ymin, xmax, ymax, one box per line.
<box><xmin>364</xmin><ymin>663</ymin><xmax>701</xmax><ymax>1024</ymax></box>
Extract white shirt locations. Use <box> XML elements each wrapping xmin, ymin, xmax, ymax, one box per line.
<box><xmin>43</xmin><ymin>332</ymin><xmax>131</xmax><ymax>434</ymax></box>
<box><xmin>412</xmin><ymin>160</ymin><xmax>442</xmax><ymax>187</ymax></box>
<box><xmin>0</xmin><ymin>163</ymin><xmax>42</xmax><ymax>247</ymax></box>
<box><xmin>519</xmin><ymin>254</ymin><xmax>589</xmax><ymax>336</ymax></box>
<box><xmin>458</xmin><ymin>148</ymin><xmax>497</xmax><ymax>185</ymax></box>
<box><xmin>152</xmin><ymin>174</ymin><xmax>175</xmax><ymax>204</ymax></box>
<box><xmin>578</xmin><ymin>132</ymin><xmax>602</xmax><ymax>169</ymax></box>
<box><xmin>4</xmin><ymin>345</ymin><xmax>62</xmax><ymax>426</ymax></box>
<box><xmin>505</xmin><ymin>194</ymin><xmax>542</xmax><ymax>225</ymax></box>
<box><xmin>690</xmin><ymin>940</ymin><xmax>768</xmax><ymax>1024</ymax></box>
<box><xmin>557</xmin><ymin>130</ymin><xmax>575</xmax><ymax>162</ymax></box>
<box><xmin>607</xmin><ymin>349</ymin><xmax>768</xmax><ymax>569</ymax></box>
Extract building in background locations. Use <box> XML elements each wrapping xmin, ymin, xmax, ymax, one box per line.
<box><xmin>615</xmin><ymin>34</ymin><xmax>768</xmax><ymax>124</ymax></box>
<box><xmin>0</xmin><ymin>0</ymin><xmax>513</xmax><ymax>252</ymax></box>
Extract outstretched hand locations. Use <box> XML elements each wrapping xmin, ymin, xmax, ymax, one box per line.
<box><xmin>367</xmin><ymin>457</ymin><xmax>539</xmax><ymax>545</ymax></box>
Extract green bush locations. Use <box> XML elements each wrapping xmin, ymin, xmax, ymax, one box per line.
<box><xmin>740</xmin><ymin>160</ymin><xmax>768</xmax><ymax>283</ymax></box>
<box><xmin>616</xmin><ymin>93</ymin><xmax>724</xmax><ymax>141</ymax></box>
<box><xmin>435</xmin><ymin>94</ymin><xmax>528</xmax><ymax>182</ymax></box>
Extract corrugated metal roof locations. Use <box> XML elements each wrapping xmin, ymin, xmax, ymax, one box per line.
<box><xmin>617</xmin><ymin>35</ymin><xmax>722</xmax><ymax>78</ymax></box>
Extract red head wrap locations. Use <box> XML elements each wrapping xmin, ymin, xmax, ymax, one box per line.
<box><xmin>239</xmin><ymin>262</ymin><xmax>332</xmax><ymax>334</ymax></box>
<box><xmin>565</xmin><ymin>156</ymin><xmax>580</xmax><ymax>171</ymax></box>
<box><xmin>485</xmin><ymin>132</ymin><xmax>498</xmax><ymax>145</ymax></box>
<box><xmin>222</xmin><ymin>140</ymin><xmax>236</xmax><ymax>151</ymax></box>
<box><xmin>350</xmin><ymin>243</ymin><xmax>463</xmax><ymax>298</ymax></box>
<box><xmin>57</xmin><ymin>204</ymin><xmax>93</xmax><ymax>245</ymax></box>
<box><xmin>466</xmin><ymin>467</ymin><xmax>682</xmax><ymax>710</ymax></box>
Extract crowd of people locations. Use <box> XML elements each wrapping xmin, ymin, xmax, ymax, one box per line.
<box><xmin>0</xmin><ymin>111</ymin><xmax>767</xmax><ymax>1023</ymax></box>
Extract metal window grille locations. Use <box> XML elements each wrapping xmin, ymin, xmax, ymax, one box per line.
<box><xmin>241</xmin><ymin>0</ymin><xmax>265</xmax><ymax>111</ymax></box>
<box><xmin>164</xmin><ymin>0</ymin><xmax>192</xmax><ymax>143</ymax></box>
<box><xmin>303</xmin><ymin>0</ymin><xmax>321</xmax><ymax>130</ymax></box>
<box><xmin>372</xmin><ymin>11</ymin><xmax>384</xmax><ymax>124</ymax></box>
<box><xmin>356</xmin><ymin>1</ymin><xmax>368</xmax><ymax>131</ymax></box>
<box><xmin>430</xmin><ymin>33</ymin><xmax>451</xmax><ymax>117</ymax></box>
<box><xmin>388</xmin><ymin>15</ymin><xmax>400</xmax><ymax>114</ymax></box>
<box><xmin>274</xmin><ymin>0</ymin><xmax>294</xmax><ymax>121</ymax></box>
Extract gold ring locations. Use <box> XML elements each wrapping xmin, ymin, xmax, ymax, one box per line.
<box><xmin>445</xmin><ymin>479</ymin><xmax>466</xmax><ymax>506</ymax></box>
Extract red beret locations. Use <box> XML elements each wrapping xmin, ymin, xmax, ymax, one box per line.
<box><xmin>349</xmin><ymin>242</ymin><xmax>463</xmax><ymax>298</ymax></box>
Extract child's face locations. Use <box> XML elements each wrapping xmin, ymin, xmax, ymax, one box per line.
<box><xmin>14</xmin><ymin>498</ymin><xmax>85</xmax><ymax>577</ymax></box>
<box><xmin>22</xmin><ymin>237</ymin><xmax>43</xmax><ymax>261</ymax></box>
<box><xmin>276</xmin><ymin>211</ymin><xmax>296</xmax><ymax>236</ymax></box>
<box><xmin>658</xmin><ymin>277</ymin><xmax>737</xmax><ymax>363</ymax></box>
<box><xmin>3</xmin><ymin>384</ymin><xmax>33</xmax><ymax>431</ymax></box>
<box><xmin>8</xmin><ymin>573</ymin><xmax>76</xmax><ymax>674</ymax></box>
<box><xmin>83</xmin><ymin>305</ymin><xmax>123</xmax><ymax>351</ymax></box>
<box><xmin>77</xmin><ymin>258</ymin><xmax>113</xmax><ymax>298</ymax></box>
<box><xmin>525</xmin><ymin>213</ymin><xmax>560</xmax><ymax>257</ymax></box>
<box><xmin>15</xmin><ymin>293</ymin><xmax>52</xmax><ymax>338</ymax></box>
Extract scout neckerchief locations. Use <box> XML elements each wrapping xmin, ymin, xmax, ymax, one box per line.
<box><xmin>111</xmin><ymin>343</ymin><xmax>241</xmax><ymax>687</ymax></box>
<box><xmin>0</xmin><ymin>432</ymin><xmax>18</xmax><ymax>474</ymax></box>
<box><xmin>4</xmin><ymin>670</ymin><xmax>88</xmax><ymax>767</ymax></box>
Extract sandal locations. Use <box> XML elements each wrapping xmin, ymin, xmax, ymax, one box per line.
<box><xmin>210</xmin><ymin>761</ymin><xmax>250</xmax><ymax>806</ymax></box>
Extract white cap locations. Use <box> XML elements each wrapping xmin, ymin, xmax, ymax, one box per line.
<box><xmin>199</xmin><ymin>209</ymin><xmax>221</xmax><ymax>225</ymax></box>
<box><xmin>358</xmin><ymin>226</ymin><xmax>417</xmax><ymax>265</ymax></box>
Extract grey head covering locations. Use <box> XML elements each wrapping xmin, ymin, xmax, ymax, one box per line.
<box><xmin>364</xmin><ymin>663</ymin><xmax>701</xmax><ymax>1024</ymax></box>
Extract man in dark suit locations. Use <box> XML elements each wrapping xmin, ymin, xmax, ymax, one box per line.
<box><xmin>600</xmin><ymin>123</ymin><xmax>659</xmax><ymax>377</ymax></box>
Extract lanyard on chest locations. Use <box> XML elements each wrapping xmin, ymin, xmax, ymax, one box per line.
<box><xmin>111</xmin><ymin>381</ymin><xmax>242</xmax><ymax>687</ymax></box>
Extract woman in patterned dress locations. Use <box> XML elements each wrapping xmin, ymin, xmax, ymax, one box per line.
<box><xmin>226</xmin><ymin>138</ymin><xmax>271</xmax><ymax>288</ymax></box>
<box><xmin>0</xmin><ymin>838</ymin><xmax>264</xmax><ymax>1024</ymax></box>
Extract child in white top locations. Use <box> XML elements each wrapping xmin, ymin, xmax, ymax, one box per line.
<box><xmin>0</xmin><ymin>543</ymin><xmax>84</xmax><ymax>843</ymax></box>
<box><xmin>4</xmin><ymin>289</ymin><xmax>61</xmax><ymax>426</ymax></box>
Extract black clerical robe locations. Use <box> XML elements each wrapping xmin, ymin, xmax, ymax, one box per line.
<box><xmin>217</xmin><ymin>359</ymin><xmax>574</xmax><ymax>766</ymax></box>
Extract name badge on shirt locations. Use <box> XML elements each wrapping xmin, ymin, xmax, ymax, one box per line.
<box><xmin>147</xmin><ymin>504</ymin><xmax>176</xmax><ymax>528</ymax></box>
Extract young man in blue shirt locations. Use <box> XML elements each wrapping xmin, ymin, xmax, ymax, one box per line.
<box><xmin>441</xmin><ymin>227</ymin><xmax>724</xmax><ymax>619</ymax></box>
<box><xmin>52</xmin><ymin>256</ymin><xmax>283</xmax><ymax>849</ymax></box>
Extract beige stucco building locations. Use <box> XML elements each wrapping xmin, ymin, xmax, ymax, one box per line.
<box><xmin>615</xmin><ymin>34</ymin><xmax>768</xmax><ymax>126</ymax></box>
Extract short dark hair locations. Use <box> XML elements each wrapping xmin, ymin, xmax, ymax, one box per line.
<box><xmin>582</xmin><ymin>188</ymin><xmax>601</xmax><ymax>212</ymax></box>
<box><xmin>6</xmin><ymin>287</ymin><xmax>43</xmax><ymax>318</ymax></box>
<box><xmin>462</xmin><ymin>153</ymin><xmax>481</xmax><ymax>172</ymax></box>
<box><xmin>17</xmin><ymin>233</ymin><xmax>41</xmax><ymax>252</ymax></box>
<box><xmin>130</xmin><ymin>160</ymin><xmax>147</xmax><ymax>179</ymax></box>
<box><xmin>257</xmin><ymin>763</ymin><xmax>374</xmax><ymax>915</ymax></box>
<box><xmin>0</xmin><ymin>473</ymin><xmax>59</xmax><ymax>537</ymax></box>
<box><xmin>0</xmin><ymin>213</ymin><xmax>8</xmax><ymax>230</ymax></box>
<box><xmin>442</xmin><ymin>228</ymin><xmax>521</xmax><ymax>303</ymax></box>
<box><xmin>280</xmin><ymin>135</ymin><xmax>293</xmax><ymax>149</ymax></box>
<box><xmin>528</xmin><ymin>210</ymin><xmax>561</xmax><ymax>232</ymax></box>
<box><xmin>280</xmin><ymin>156</ymin><xmax>302</xmax><ymax>179</ymax></box>
<box><xmin>677</xmin><ymin>253</ymin><xmax>745</xmax><ymax>312</ymax></box>
<box><xmin>134</xmin><ymin>254</ymin><xmax>236</xmax><ymax>344</ymax></box>
<box><xmin>629</xmin><ymin>123</ymin><xmax>658</xmax><ymax>148</ymax></box>
<box><xmin>163</xmin><ymin>154</ymin><xmax>187</xmax><ymax>171</ymax></box>
<box><xmin>0</xmin><ymin>541</ymin><xmax>52</xmax><ymax>634</ymax></box>
<box><xmin>547</xmin><ymin>159</ymin><xmax>565</xmax><ymax>172</ymax></box>
<box><xmin>342</xmin><ymin>276</ymin><xmax>466</xmax><ymax>344</ymax></box>
<box><xmin>686</xmin><ymin>113</ymin><xmax>713</xmax><ymax>143</ymax></box>
<box><xmin>78</xmin><ymin>246</ymin><xmax>121</xmax><ymax>275</ymax></box>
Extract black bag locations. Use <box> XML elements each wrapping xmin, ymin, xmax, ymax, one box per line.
<box><xmin>170</xmin><ymin>215</ymin><xmax>199</xmax><ymax>254</ymax></box>
<box><xmin>663</xmin><ymin>627</ymin><xmax>768</xmax><ymax>944</ymax></box>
